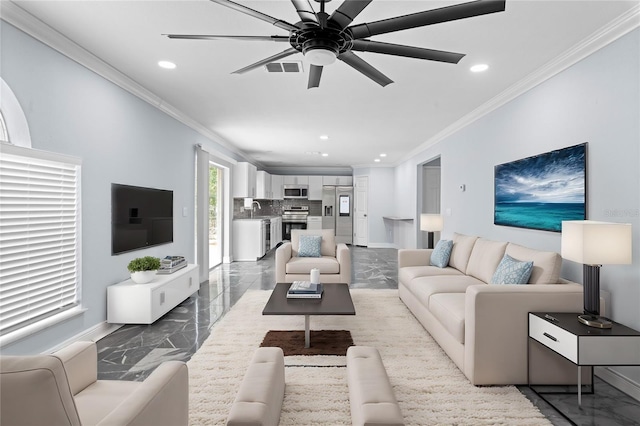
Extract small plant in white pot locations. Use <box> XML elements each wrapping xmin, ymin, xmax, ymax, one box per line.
<box><xmin>127</xmin><ymin>256</ymin><xmax>161</xmax><ymax>284</ymax></box>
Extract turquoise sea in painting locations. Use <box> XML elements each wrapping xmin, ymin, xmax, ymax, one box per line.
<box><xmin>494</xmin><ymin>202</ymin><xmax>585</xmax><ymax>232</ymax></box>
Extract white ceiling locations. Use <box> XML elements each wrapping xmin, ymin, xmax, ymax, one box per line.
<box><xmin>5</xmin><ymin>1</ymin><xmax>639</xmax><ymax>173</ymax></box>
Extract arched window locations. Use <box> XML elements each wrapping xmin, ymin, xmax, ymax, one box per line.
<box><xmin>0</xmin><ymin>111</ymin><xmax>8</xmax><ymax>142</ymax></box>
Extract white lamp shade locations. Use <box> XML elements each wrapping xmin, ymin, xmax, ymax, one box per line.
<box><xmin>561</xmin><ymin>220</ymin><xmax>632</xmax><ymax>265</ymax></box>
<box><xmin>243</xmin><ymin>198</ymin><xmax>253</xmax><ymax>209</ymax></box>
<box><xmin>420</xmin><ymin>214</ymin><xmax>443</xmax><ymax>232</ymax></box>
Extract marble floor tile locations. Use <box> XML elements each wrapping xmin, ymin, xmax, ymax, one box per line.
<box><xmin>96</xmin><ymin>246</ymin><xmax>639</xmax><ymax>425</ymax></box>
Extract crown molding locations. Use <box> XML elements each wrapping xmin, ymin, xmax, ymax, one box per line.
<box><xmin>401</xmin><ymin>4</ymin><xmax>640</xmax><ymax>165</ymax></box>
<box><xmin>1</xmin><ymin>1</ymin><xmax>254</xmax><ymax>162</ymax></box>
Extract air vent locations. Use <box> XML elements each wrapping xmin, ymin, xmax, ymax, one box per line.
<box><xmin>265</xmin><ymin>61</ymin><xmax>304</xmax><ymax>73</ymax></box>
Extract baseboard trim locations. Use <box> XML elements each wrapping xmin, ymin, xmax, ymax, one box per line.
<box><xmin>45</xmin><ymin>321</ymin><xmax>123</xmax><ymax>354</ymax></box>
<box><xmin>595</xmin><ymin>367</ymin><xmax>640</xmax><ymax>402</ymax></box>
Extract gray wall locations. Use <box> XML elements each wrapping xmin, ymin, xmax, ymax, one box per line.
<box><xmin>353</xmin><ymin>167</ymin><xmax>396</xmax><ymax>247</ymax></box>
<box><xmin>393</xmin><ymin>29</ymin><xmax>640</xmax><ymax>384</ymax></box>
<box><xmin>0</xmin><ymin>22</ymin><xmax>236</xmax><ymax>354</ymax></box>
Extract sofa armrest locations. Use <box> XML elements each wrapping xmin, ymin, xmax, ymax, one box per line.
<box><xmin>463</xmin><ymin>283</ymin><xmax>585</xmax><ymax>384</ymax></box>
<box><xmin>275</xmin><ymin>242</ymin><xmax>292</xmax><ymax>283</ymax></box>
<box><xmin>53</xmin><ymin>341</ymin><xmax>97</xmax><ymax>395</ymax></box>
<box><xmin>336</xmin><ymin>243</ymin><xmax>351</xmax><ymax>284</ymax></box>
<box><xmin>398</xmin><ymin>249</ymin><xmax>432</xmax><ymax>269</ymax></box>
<box><xmin>98</xmin><ymin>361</ymin><xmax>189</xmax><ymax>426</ymax></box>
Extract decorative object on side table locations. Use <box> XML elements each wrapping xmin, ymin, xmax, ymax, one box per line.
<box><xmin>420</xmin><ymin>213</ymin><xmax>443</xmax><ymax>249</ymax></box>
<box><xmin>127</xmin><ymin>256</ymin><xmax>161</xmax><ymax>284</ymax></box>
<box><xmin>561</xmin><ymin>220</ymin><xmax>632</xmax><ymax>328</ymax></box>
<box><xmin>158</xmin><ymin>255</ymin><xmax>187</xmax><ymax>274</ymax></box>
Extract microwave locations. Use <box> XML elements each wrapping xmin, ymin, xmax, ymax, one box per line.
<box><xmin>283</xmin><ymin>185</ymin><xmax>308</xmax><ymax>199</ymax></box>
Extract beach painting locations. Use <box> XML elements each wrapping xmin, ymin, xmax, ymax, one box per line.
<box><xmin>494</xmin><ymin>143</ymin><xmax>586</xmax><ymax>232</ymax></box>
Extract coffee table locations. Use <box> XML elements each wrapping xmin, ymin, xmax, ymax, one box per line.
<box><xmin>262</xmin><ymin>283</ymin><xmax>355</xmax><ymax>348</ymax></box>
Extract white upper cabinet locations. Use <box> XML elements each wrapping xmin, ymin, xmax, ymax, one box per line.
<box><xmin>308</xmin><ymin>176</ymin><xmax>323</xmax><ymax>200</ymax></box>
<box><xmin>282</xmin><ymin>175</ymin><xmax>309</xmax><ymax>185</ymax></box>
<box><xmin>233</xmin><ymin>162</ymin><xmax>257</xmax><ymax>198</ymax></box>
<box><xmin>256</xmin><ymin>170</ymin><xmax>272</xmax><ymax>199</ymax></box>
<box><xmin>271</xmin><ymin>175</ymin><xmax>283</xmax><ymax>200</ymax></box>
<box><xmin>322</xmin><ymin>175</ymin><xmax>353</xmax><ymax>186</ymax></box>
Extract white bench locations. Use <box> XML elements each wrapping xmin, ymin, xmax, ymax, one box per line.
<box><xmin>347</xmin><ymin>346</ymin><xmax>405</xmax><ymax>426</ymax></box>
<box><xmin>226</xmin><ymin>347</ymin><xmax>285</xmax><ymax>426</ymax></box>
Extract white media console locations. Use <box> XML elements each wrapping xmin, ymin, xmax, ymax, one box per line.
<box><xmin>107</xmin><ymin>264</ymin><xmax>199</xmax><ymax>324</ymax></box>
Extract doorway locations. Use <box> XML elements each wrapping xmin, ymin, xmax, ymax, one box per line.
<box><xmin>354</xmin><ymin>176</ymin><xmax>368</xmax><ymax>247</ymax></box>
<box><xmin>209</xmin><ymin>163</ymin><xmax>224</xmax><ymax>268</ymax></box>
<box><xmin>421</xmin><ymin>158</ymin><xmax>441</xmax><ymax>248</ymax></box>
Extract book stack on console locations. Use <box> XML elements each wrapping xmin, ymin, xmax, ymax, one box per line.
<box><xmin>157</xmin><ymin>255</ymin><xmax>187</xmax><ymax>274</ymax></box>
<box><xmin>286</xmin><ymin>281</ymin><xmax>323</xmax><ymax>299</ymax></box>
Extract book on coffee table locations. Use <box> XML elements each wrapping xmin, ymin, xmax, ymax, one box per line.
<box><xmin>287</xmin><ymin>282</ymin><xmax>323</xmax><ymax>298</ymax></box>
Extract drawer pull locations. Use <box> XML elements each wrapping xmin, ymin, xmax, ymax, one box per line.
<box><xmin>543</xmin><ymin>332</ymin><xmax>557</xmax><ymax>342</ymax></box>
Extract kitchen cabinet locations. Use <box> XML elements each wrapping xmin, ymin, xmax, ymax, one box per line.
<box><xmin>256</xmin><ymin>170</ymin><xmax>272</xmax><ymax>199</ymax></box>
<box><xmin>322</xmin><ymin>175</ymin><xmax>353</xmax><ymax>186</ymax></box>
<box><xmin>270</xmin><ymin>217</ymin><xmax>282</xmax><ymax>249</ymax></box>
<box><xmin>233</xmin><ymin>162</ymin><xmax>257</xmax><ymax>198</ymax></box>
<box><xmin>283</xmin><ymin>175</ymin><xmax>309</xmax><ymax>185</ymax></box>
<box><xmin>233</xmin><ymin>219</ymin><xmax>266</xmax><ymax>261</ymax></box>
<box><xmin>107</xmin><ymin>264</ymin><xmax>199</xmax><ymax>324</ymax></box>
<box><xmin>308</xmin><ymin>176</ymin><xmax>323</xmax><ymax>200</ymax></box>
<box><xmin>271</xmin><ymin>175</ymin><xmax>283</xmax><ymax>200</ymax></box>
<box><xmin>307</xmin><ymin>216</ymin><xmax>322</xmax><ymax>230</ymax></box>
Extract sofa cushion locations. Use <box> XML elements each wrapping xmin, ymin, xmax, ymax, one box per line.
<box><xmin>298</xmin><ymin>235</ymin><xmax>322</xmax><ymax>257</ymax></box>
<box><xmin>291</xmin><ymin>229</ymin><xmax>336</xmax><ymax>257</ymax></box>
<box><xmin>285</xmin><ymin>256</ymin><xmax>340</xmax><ymax>274</ymax></box>
<box><xmin>429</xmin><ymin>293</ymin><xmax>466</xmax><ymax>344</ymax></box>
<box><xmin>399</xmin><ymin>265</ymin><xmax>463</xmax><ymax>284</ymax></box>
<box><xmin>505</xmin><ymin>243</ymin><xmax>562</xmax><ymax>284</ymax></box>
<box><xmin>466</xmin><ymin>238</ymin><xmax>508</xmax><ymax>283</ymax></box>
<box><xmin>449</xmin><ymin>233</ymin><xmax>478</xmax><ymax>273</ymax></box>
<box><xmin>491</xmin><ymin>254</ymin><xmax>534</xmax><ymax>284</ymax></box>
<box><xmin>430</xmin><ymin>240</ymin><xmax>453</xmax><ymax>268</ymax></box>
<box><xmin>404</xmin><ymin>275</ymin><xmax>484</xmax><ymax>309</ymax></box>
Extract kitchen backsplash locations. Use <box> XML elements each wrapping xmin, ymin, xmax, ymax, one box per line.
<box><xmin>233</xmin><ymin>198</ymin><xmax>322</xmax><ymax>219</ymax></box>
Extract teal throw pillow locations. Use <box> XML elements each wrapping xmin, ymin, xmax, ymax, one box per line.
<box><xmin>430</xmin><ymin>240</ymin><xmax>453</xmax><ymax>268</ymax></box>
<box><xmin>491</xmin><ymin>254</ymin><xmax>534</xmax><ymax>285</ymax></box>
<box><xmin>298</xmin><ymin>235</ymin><xmax>322</xmax><ymax>257</ymax></box>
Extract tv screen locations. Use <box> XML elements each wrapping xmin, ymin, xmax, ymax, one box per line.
<box><xmin>111</xmin><ymin>183</ymin><xmax>173</xmax><ymax>255</ymax></box>
<box><xmin>494</xmin><ymin>143</ymin><xmax>587</xmax><ymax>232</ymax></box>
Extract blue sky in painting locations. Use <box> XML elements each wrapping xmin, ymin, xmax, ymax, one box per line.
<box><xmin>495</xmin><ymin>144</ymin><xmax>586</xmax><ymax>204</ymax></box>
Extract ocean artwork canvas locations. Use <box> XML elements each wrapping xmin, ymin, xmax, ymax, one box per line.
<box><xmin>494</xmin><ymin>143</ymin><xmax>586</xmax><ymax>232</ymax></box>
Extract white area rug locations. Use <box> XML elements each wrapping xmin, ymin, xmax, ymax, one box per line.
<box><xmin>187</xmin><ymin>289</ymin><xmax>550</xmax><ymax>425</ymax></box>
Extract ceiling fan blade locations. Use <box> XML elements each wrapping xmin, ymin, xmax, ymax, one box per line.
<box><xmin>232</xmin><ymin>48</ymin><xmax>299</xmax><ymax>74</ymax></box>
<box><xmin>291</xmin><ymin>0</ymin><xmax>319</xmax><ymax>25</ymax></box>
<box><xmin>209</xmin><ymin>0</ymin><xmax>299</xmax><ymax>32</ymax></box>
<box><xmin>351</xmin><ymin>40</ymin><xmax>465</xmax><ymax>64</ymax></box>
<box><xmin>349</xmin><ymin>0</ymin><xmax>506</xmax><ymax>39</ymax></box>
<box><xmin>338</xmin><ymin>51</ymin><xmax>393</xmax><ymax>87</ymax></box>
<box><xmin>308</xmin><ymin>65</ymin><xmax>323</xmax><ymax>89</ymax></box>
<box><xmin>328</xmin><ymin>0</ymin><xmax>373</xmax><ymax>31</ymax></box>
<box><xmin>164</xmin><ymin>34</ymin><xmax>290</xmax><ymax>42</ymax></box>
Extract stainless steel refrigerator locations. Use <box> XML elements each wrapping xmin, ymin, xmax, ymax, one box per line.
<box><xmin>322</xmin><ymin>186</ymin><xmax>353</xmax><ymax>244</ymax></box>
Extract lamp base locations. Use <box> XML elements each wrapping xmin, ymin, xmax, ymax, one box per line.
<box><xmin>578</xmin><ymin>314</ymin><xmax>612</xmax><ymax>329</ymax></box>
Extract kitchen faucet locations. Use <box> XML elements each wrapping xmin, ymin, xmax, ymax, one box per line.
<box><xmin>250</xmin><ymin>200</ymin><xmax>261</xmax><ymax>218</ymax></box>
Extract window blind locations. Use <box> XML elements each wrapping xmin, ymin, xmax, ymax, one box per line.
<box><xmin>0</xmin><ymin>143</ymin><xmax>81</xmax><ymax>336</ymax></box>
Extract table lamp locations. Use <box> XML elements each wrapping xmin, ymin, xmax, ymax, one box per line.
<box><xmin>561</xmin><ymin>220</ymin><xmax>632</xmax><ymax>328</ymax></box>
<box><xmin>420</xmin><ymin>214</ymin><xmax>443</xmax><ymax>249</ymax></box>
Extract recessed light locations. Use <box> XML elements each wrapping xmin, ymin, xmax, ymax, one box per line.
<box><xmin>322</xmin><ymin>153</ymin><xmax>329</xmax><ymax>157</ymax></box>
<box><xmin>380</xmin><ymin>153</ymin><xmax>387</xmax><ymax>157</ymax></box>
<box><xmin>374</xmin><ymin>158</ymin><xmax>381</xmax><ymax>162</ymax></box>
<box><xmin>470</xmin><ymin>64</ymin><xmax>489</xmax><ymax>73</ymax></box>
<box><xmin>319</xmin><ymin>135</ymin><xmax>329</xmax><ymax>140</ymax></box>
<box><xmin>158</xmin><ymin>60</ymin><xmax>176</xmax><ymax>69</ymax></box>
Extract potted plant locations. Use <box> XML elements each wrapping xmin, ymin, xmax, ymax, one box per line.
<box><xmin>127</xmin><ymin>256</ymin><xmax>161</xmax><ymax>284</ymax></box>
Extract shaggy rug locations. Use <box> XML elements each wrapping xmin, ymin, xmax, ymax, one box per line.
<box><xmin>187</xmin><ymin>289</ymin><xmax>551</xmax><ymax>425</ymax></box>
<box><xmin>260</xmin><ymin>330</ymin><xmax>354</xmax><ymax>356</ymax></box>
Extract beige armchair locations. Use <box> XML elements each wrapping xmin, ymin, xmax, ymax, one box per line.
<box><xmin>0</xmin><ymin>341</ymin><xmax>188</xmax><ymax>426</ymax></box>
<box><xmin>276</xmin><ymin>229</ymin><xmax>351</xmax><ymax>284</ymax></box>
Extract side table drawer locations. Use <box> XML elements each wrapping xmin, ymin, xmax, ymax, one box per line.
<box><xmin>529</xmin><ymin>314</ymin><xmax>577</xmax><ymax>363</ymax></box>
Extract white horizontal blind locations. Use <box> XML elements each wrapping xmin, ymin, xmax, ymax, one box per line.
<box><xmin>0</xmin><ymin>144</ymin><xmax>81</xmax><ymax>336</ymax></box>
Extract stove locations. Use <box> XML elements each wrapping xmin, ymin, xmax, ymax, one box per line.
<box><xmin>282</xmin><ymin>206</ymin><xmax>309</xmax><ymax>223</ymax></box>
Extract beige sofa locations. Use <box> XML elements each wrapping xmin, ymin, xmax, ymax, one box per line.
<box><xmin>399</xmin><ymin>232</ymin><xmax>591</xmax><ymax>385</ymax></box>
<box><xmin>0</xmin><ymin>341</ymin><xmax>188</xmax><ymax>426</ymax></box>
<box><xmin>276</xmin><ymin>229</ymin><xmax>351</xmax><ymax>284</ymax></box>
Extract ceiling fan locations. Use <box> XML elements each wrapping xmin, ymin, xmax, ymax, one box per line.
<box><xmin>165</xmin><ymin>0</ymin><xmax>506</xmax><ymax>89</ymax></box>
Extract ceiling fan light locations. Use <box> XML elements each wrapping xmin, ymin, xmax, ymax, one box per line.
<box><xmin>305</xmin><ymin>48</ymin><xmax>337</xmax><ymax>66</ymax></box>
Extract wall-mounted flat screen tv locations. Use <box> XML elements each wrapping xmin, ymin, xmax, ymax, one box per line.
<box><xmin>494</xmin><ymin>143</ymin><xmax>587</xmax><ymax>232</ymax></box>
<box><xmin>111</xmin><ymin>183</ymin><xmax>173</xmax><ymax>255</ymax></box>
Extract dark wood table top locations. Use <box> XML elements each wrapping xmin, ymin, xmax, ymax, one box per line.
<box><xmin>262</xmin><ymin>283</ymin><xmax>356</xmax><ymax>316</ymax></box>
